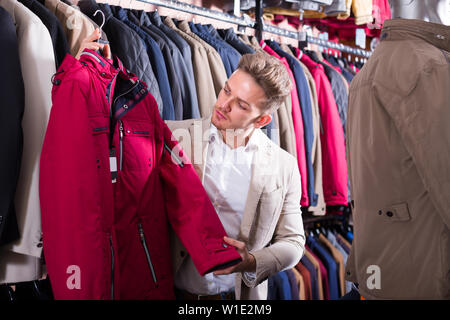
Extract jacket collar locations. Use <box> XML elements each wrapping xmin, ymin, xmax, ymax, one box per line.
<box><xmin>148</xmin><ymin>10</ymin><xmax>162</xmax><ymax>27</ymax></box>
<box><xmin>382</xmin><ymin>19</ymin><xmax>450</xmax><ymax>52</ymax></box>
<box><xmin>130</xmin><ymin>9</ymin><xmax>151</xmax><ymax>27</ymax></box>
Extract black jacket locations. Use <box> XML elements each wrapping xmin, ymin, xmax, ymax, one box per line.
<box><xmin>19</xmin><ymin>0</ymin><xmax>69</xmax><ymax>69</ymax></box>
<box><xmin>78</xmin><ymin>0</ymin><xmax>164</xmax><ymax>117</ymax></box>
<box><xmin>0</xmin><ymin>7</ymin><xmax>24</xmax><ymax>245</ymax></box>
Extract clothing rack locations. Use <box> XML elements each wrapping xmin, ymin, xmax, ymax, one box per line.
<box><xmin>136</xmin><ymin>0</ymin><xmax>372</xmax><ymax>58</ymax></box>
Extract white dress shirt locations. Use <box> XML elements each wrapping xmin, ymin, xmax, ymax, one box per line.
<box><xmin>174</xmin><ymin>124</ymin><xmax>259</xmax><ymax>295</ymax></box>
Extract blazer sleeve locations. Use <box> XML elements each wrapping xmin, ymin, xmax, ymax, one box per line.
<box><xmin>242</xmin><ymin>157</ymin><xmax>306</xmax><ymax>287</ymax></box>
<box><xmin>378</xmin><ymin>61</ymin><xmax>450</xmax><ymax>229</ymax></box>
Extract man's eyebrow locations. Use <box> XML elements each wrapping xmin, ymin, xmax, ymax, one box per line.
<box><xmin>227</xmin><ymin>81</ymin><xmax>251</xmax><ymax>107</ymax></box>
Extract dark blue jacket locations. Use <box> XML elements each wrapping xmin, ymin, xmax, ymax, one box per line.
<box><xmin>268</xmin><ymin>271</ymin><xmax>292</xmax><ymax>300</ymax></box>
<box><xmin>218</xmin><ymin>28</ymin><xmax>255</xmax><ymax>55</ymax></box>
<box><xmin>130</xmin><ymin>10</ymin><xmax>200</xmax><ymax>120</ymax></box>
<box><xmin>307</xmin><ymin>235</ymin><xmax>340</xmax><ymax>300</ymax></box>
<box><xmin>267</xmin><ymin>41</ymin><xmax>317</xmax><ymax>207</ymax></box>
<box><xmin>285</xmin><ymin>269</ymin><xmax>300</xmax><ymax>300</ymax></box>
<box><xmin>188</xmin><ymin>22</ymin><xmax>241</xmax><ymax>77</ymax></box>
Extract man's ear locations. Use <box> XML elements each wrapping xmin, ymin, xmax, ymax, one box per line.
<box><xmin>254</xmin><ymin>113</ymin><xmax>272</xmax><ymax>129</ymax></box>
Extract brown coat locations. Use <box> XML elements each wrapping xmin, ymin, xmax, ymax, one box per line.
<box><xmin>346</xmin><ymin>19</ymin><xmax>450</xmax><ymax>299</ymax></box>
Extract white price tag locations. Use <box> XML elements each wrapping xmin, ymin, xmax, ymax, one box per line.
<box><xmin>356</xmin><ymin>28</ymin><xmax>366</xmax><ymax>49</ymax></box>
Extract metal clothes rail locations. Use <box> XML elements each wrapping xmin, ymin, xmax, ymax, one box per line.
<box><xmin>136</xmin><ymin>0</ymin><xmax>372</xmax><ymax>58</ymax></box>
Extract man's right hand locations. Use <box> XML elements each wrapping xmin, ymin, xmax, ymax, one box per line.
<box><xmin>75</xmin><ymin>28</ymin><xmax>111</xmax><ymax>60</ymax></box>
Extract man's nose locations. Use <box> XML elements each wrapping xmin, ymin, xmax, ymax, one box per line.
<box><xmin>219</xmin><ymin>97</ymin><xmax>233</xmax><ymax>113</ymax></box>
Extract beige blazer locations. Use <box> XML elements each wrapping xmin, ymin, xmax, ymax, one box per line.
<box><xmin>166</xmin><ymin>116</ymin><xmax>305</xmax><ymax>300</ymax></box>
<box><xmin>0</xmin><ymin>0</ymin><xmax>55</xmax><ymax>282</ymax></box>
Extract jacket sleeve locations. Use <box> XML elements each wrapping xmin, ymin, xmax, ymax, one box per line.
<box><xmin>242</xmin><ymin>158</ymin><xmax>306</xmax><ymax>287</ymax></box>
<box><xmin>157</xmin><ymin>116</ymin><xmax>242</xmax><ymax>276</ymax></box>
<box><xmin>40</xmin><ymin>62</ymin><xmax>108</xmax><ymax>299</ymax></box>
<box><xmin>378</xmin><ymin>62</ymin><xmax>450</xmax><ymax>229</ymax></box>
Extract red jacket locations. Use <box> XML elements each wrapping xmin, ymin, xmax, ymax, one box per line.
<box><xmin>300</xmin><ymin>53</ymin><xmax>348</xmax><ymax>206</ymax></box>
<box><xmin>261</xmin><ymin>42</ymin><xmax>309</xmax><ymax>207</ymax></box>
<box><xmin>39</xmin><ymin>50</ymin><xmax>241</xmax><ymax>300</ymax></box>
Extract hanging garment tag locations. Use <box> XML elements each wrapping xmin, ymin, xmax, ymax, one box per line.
<box><xmin>356</xmin><ymin>28</ymin><xmax>366</xmax><ymax>49</ymax></box>
<box><xmin>109</xmin><ymin>148</ymin><xmax>118</xmax><ymax>183</ymax></box>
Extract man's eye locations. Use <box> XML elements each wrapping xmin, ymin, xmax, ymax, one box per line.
<box><xmin>239</xmin><ymin>104</ymin><xmax>247</xmax><ymax>110</ymax></box>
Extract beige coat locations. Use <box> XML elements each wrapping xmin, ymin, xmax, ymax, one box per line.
<box><xmin>45</xmin><ymin>0</ymin><xmax>97</xmax><ymax>57</ymax></box>
<box><xmin>163</xmin><ymin>17</ymin><xmax>218</xmax><ymax>117</ymax></box>
<box><xmin>166</xmin><ymin>117</ymin><xmax>305</xmax><ymax>299</ymax></box>
<box><xmin>346</xmin><ymin>19</ymin><xmax>450</xmax><ymax>299</ymax></box>
<box><xmin>0</xmin><ymin>0</ymin><xmax>55</xmax><ymax>282</ymax></box>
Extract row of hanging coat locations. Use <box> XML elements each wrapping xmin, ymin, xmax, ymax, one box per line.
<box><xmin>268</xmin><ymin>214</ymin><xmax>354</xmax><ymax>300</ymax></box>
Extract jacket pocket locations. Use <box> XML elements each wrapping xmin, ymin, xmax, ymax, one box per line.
<box><xmin>253</xmin><ymin>187</ymin><xmax>284</xmax><ymax>246</ymax></box>
<box><xmin>138</xmin><ymin>223</ymin><xmax>158</xmax><ymax>288</ymax></box>
<box><xmin>121</xmin><ymin>120</ymin><xmax>154</xmax><ymax>171</ymax></box>
<box><xmin>378</xmin><ymin>202</ymin><xmax>411</xmax><ymax>222</ymax></box>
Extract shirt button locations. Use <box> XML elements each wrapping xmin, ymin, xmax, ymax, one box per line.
<box><xmin>386</xmin><ymin>211</ymin><xmax>394</xmax><ymax>217</ymax></box>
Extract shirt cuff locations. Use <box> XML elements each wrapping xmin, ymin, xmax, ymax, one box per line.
<box><xmin>242</xmin><ymin>271</ymin><xmax>257</xmax><ymax>287</ymax></box>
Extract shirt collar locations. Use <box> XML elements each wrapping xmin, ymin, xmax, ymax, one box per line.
<box><xmin>209</xmin><ymin>124</ymin><xmax>259</xmax><ymax>152</ymax></box>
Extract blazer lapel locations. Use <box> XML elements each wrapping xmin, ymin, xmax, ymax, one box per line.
<box><xmin>238</xmin><ymin>130</ymin><xmax>273</xmax><ymax>244</ymax></box>
<box><xmin>188</xmin><ymin>116</ymin><xmax>211</xmax><ymax>183</ymax></box>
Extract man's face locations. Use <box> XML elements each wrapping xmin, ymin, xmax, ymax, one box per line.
<box><xmin>211</xmin><ymin>69</ymin><xmax>270</xmax><ymax>132</ymax></box>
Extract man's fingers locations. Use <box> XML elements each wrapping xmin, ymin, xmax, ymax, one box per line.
<box><xmin>85</xmin><ymin>28</ymin><xmax>101</xmax><ymax>43</ymax></box>
<box><xmin>102</xmin><ymin>43</ymin><xmax>112</xmax><ymax>60</ymax></box>
<box><xmin>213</xmin><ymin>266</ymin><xmax>236</xmax><ymax>276</ymax></box>
<box><xmin>224</xmin><ymin>236</ymin><xmax>244</xmax><ymax>250</ymax></box>
<box><xmin>83</xmin><ymin>43</ymin><xmax>104</xmax><ymax>51</ymax></box>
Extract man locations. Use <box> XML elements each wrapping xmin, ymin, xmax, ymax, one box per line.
<box><xmin>166</xmin><ymin>52</ymin><xmax>305</xmax><ymax>300</ymax></box>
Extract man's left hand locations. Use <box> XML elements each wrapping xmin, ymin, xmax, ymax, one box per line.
<box><xmin>213</xmin><ymin>236</ymin><xmax>256</xmax><ymax>275</ymax></box>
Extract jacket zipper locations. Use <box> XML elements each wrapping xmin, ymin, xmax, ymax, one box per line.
<box><xmin>119</xmin><ymin>121</ymin><xmax>124</xmax><ymax>171</ymax></box>
<box><xmin>109</xmin><ymin>235</ymin><xmax>115</xmax><ymax>300</ymax></box>
<box><xmin>137</xmin><ymin>223</ymin><xmax>158</xmax><ymax>287</ymax></box>
<box><xmin>112</xmin><ymin>81</ymin><xmax>139</xmax><ymax>172</ymax></box>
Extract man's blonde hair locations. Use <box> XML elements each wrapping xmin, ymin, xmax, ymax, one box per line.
<box><xmin>237</xmin><ymin>52</ymin><xmax>292</xmax><ymax>112</ymax></box>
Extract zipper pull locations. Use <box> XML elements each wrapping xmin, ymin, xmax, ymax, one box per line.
<box><xmin>138</xmin><ymin>223</ymin><xmax>144</xmax><ymax>239</ymax></box>
<box><xmin>119</xmin><ymin>122</ymin><xmax>124</xmax><ymax>139</ymax></box>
